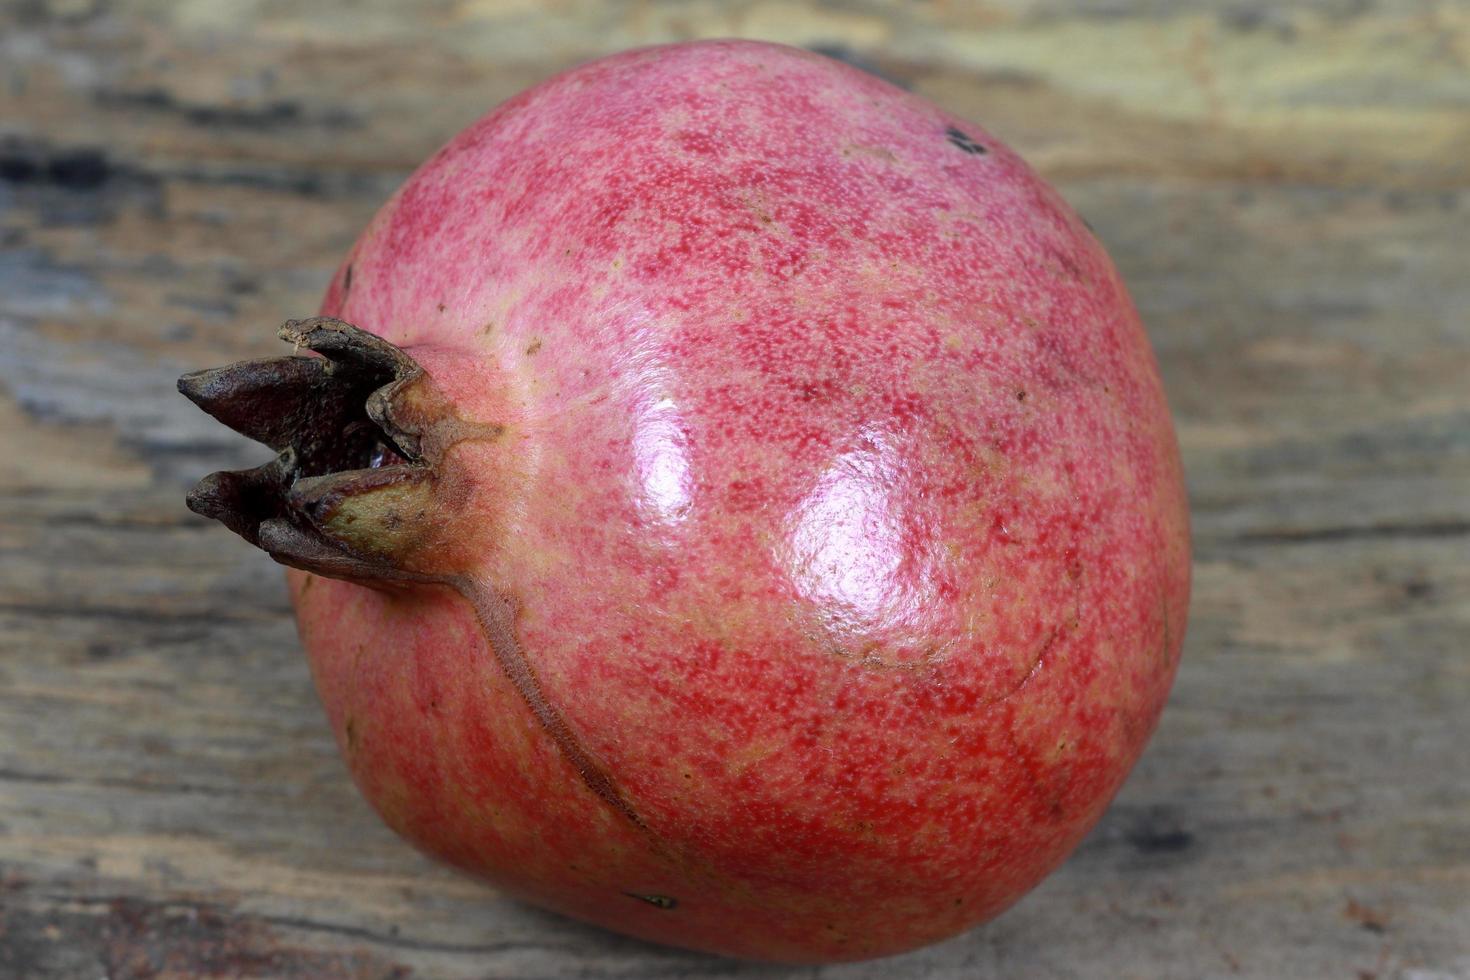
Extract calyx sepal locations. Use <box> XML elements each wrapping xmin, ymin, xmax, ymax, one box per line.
<box><xmin>179</xmin><ymin>317</ymin><xmax>488</xmax><ymax>585</ymax></box>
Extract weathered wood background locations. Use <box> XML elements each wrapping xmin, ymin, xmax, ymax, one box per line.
<box><xmin>2</xmin><ymin>1</ymin><xmax>1467</xmax><ymax>977</ymax></box>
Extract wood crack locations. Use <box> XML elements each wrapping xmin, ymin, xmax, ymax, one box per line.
<box><xmin>25</xmin><ymin>894</ymin><xmax>579</xmax><ymax>957</ymax></box>
<box><xmin>1230</xmin><ymin>520</ymin><xmax>1470</xmax><ymax>545</ymax></box>
<box><xmin>0</xmin><ymin>769</ymin><xmax>266</xmax><ymax>798</ymax></box>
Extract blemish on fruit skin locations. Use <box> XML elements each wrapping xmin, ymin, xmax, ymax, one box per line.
<box><xmin>525</xmin><ymin>338</ymin><xmax>543</xmax><ymax>356</ymax></box>
<box><xmin>625</xmin><ymin>892</ymin><xmax>678</xmax><ymax>910</ymax></box>
<box><xmin>945</xmin><ymin>126</ymin><xmax>987</xmax><ymax>155</ymax></box>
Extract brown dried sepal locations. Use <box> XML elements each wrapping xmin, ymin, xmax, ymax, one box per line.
<box><xmin>178</xmin><ymin>317</ymin><xmax>480</xmax><ymax>587</ymax></box>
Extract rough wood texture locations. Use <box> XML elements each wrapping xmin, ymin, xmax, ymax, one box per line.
<box><xmin>2</xmin><ymin>2</ymin><xmax>1467</xmax><ymax>978</ymax></box>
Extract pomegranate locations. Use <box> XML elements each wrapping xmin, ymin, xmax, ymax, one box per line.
<box><xmin>180</xmin><ymin>40</ymin><xmax>1190</xmax><ymax>962</ymax></box>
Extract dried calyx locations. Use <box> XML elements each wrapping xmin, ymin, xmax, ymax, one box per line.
<box><xmin>179</xmin><ymin>317</ymin><xmax>484</xmax><ymax>586</ymax></box>
<box><xmin>181</xmin><ymin>321</ymin><xmax>647</xmax><ymax>826</ymax></box>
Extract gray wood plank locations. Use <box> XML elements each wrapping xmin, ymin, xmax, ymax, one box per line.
<box><xmin>2</xmin><ymin>2</ymin><xmax>1466</xmax><ymax>977</ymax></box>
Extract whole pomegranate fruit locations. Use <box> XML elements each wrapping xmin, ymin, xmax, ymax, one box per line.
<box><xmin>181</xmin><ymin>40</ymin><xmax>1190</xmax><ymax>962</ymax></box>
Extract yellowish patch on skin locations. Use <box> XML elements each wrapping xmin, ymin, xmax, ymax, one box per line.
<box><xmin>841</xmin><ymin>143</ymin><xmax>898</xmax><ymax>163</ymax></box>
<box><xmin>724</xmin><ymin>736</ymin><xmax>783</xmax><ymax>780</ymax></box>
<box><xmin>322</xmin><ymin>476</ymin><xmax>439</xmax><ymax>557</ymax></box>
<box><xmin>740</xmin><ymin>188</ymin><xmax>775</xmax><ymax>225</ymax></box>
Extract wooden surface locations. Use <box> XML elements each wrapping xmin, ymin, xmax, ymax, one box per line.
<box><xmin>2</xmin><ymin>1</ymin><xmax>1468</xmax><ymax>977</ymax></box>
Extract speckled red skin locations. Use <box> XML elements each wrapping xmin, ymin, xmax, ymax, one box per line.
<box><xmin>291</xmin><ymin>40</ymin><xmax>1190</xmax><ymax>962</ymax></box>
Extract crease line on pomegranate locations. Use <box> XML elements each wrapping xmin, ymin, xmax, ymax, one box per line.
<box><xmin>445</xmin><ymin>573</ymin><xmax>647</xmax><ymax>830</ymax></box>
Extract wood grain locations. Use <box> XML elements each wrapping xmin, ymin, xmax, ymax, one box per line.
<box><xmin>2</xmin><ymin>2</ymin><xmax>1467</xmax><ymax>978</ymax></box>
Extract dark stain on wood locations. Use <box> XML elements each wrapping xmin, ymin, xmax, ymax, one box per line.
<box><xmin>806</xmin><ymin>43</ymin><xmax>912</xmax><ymax>89</ymax></box>
<box><xmin>1125</xmin><ymin>817</ymin><xmax>1196</xmax><ymax>857</ymax></box>
<box><xmin>0</xmin><ymin>141</ymin><xmax>113</xmax><ymax>190</ymax></box>
<box><xmin>97</xmin><ymin>88</ymin><xmax>360</xmax><ymax>131</ymax></box>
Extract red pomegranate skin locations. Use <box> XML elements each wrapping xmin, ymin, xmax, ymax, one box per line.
<box><xmin>290</xmin><ymin>40</ymin><xmax>1190</xmax><ymax>962</ymax></box>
